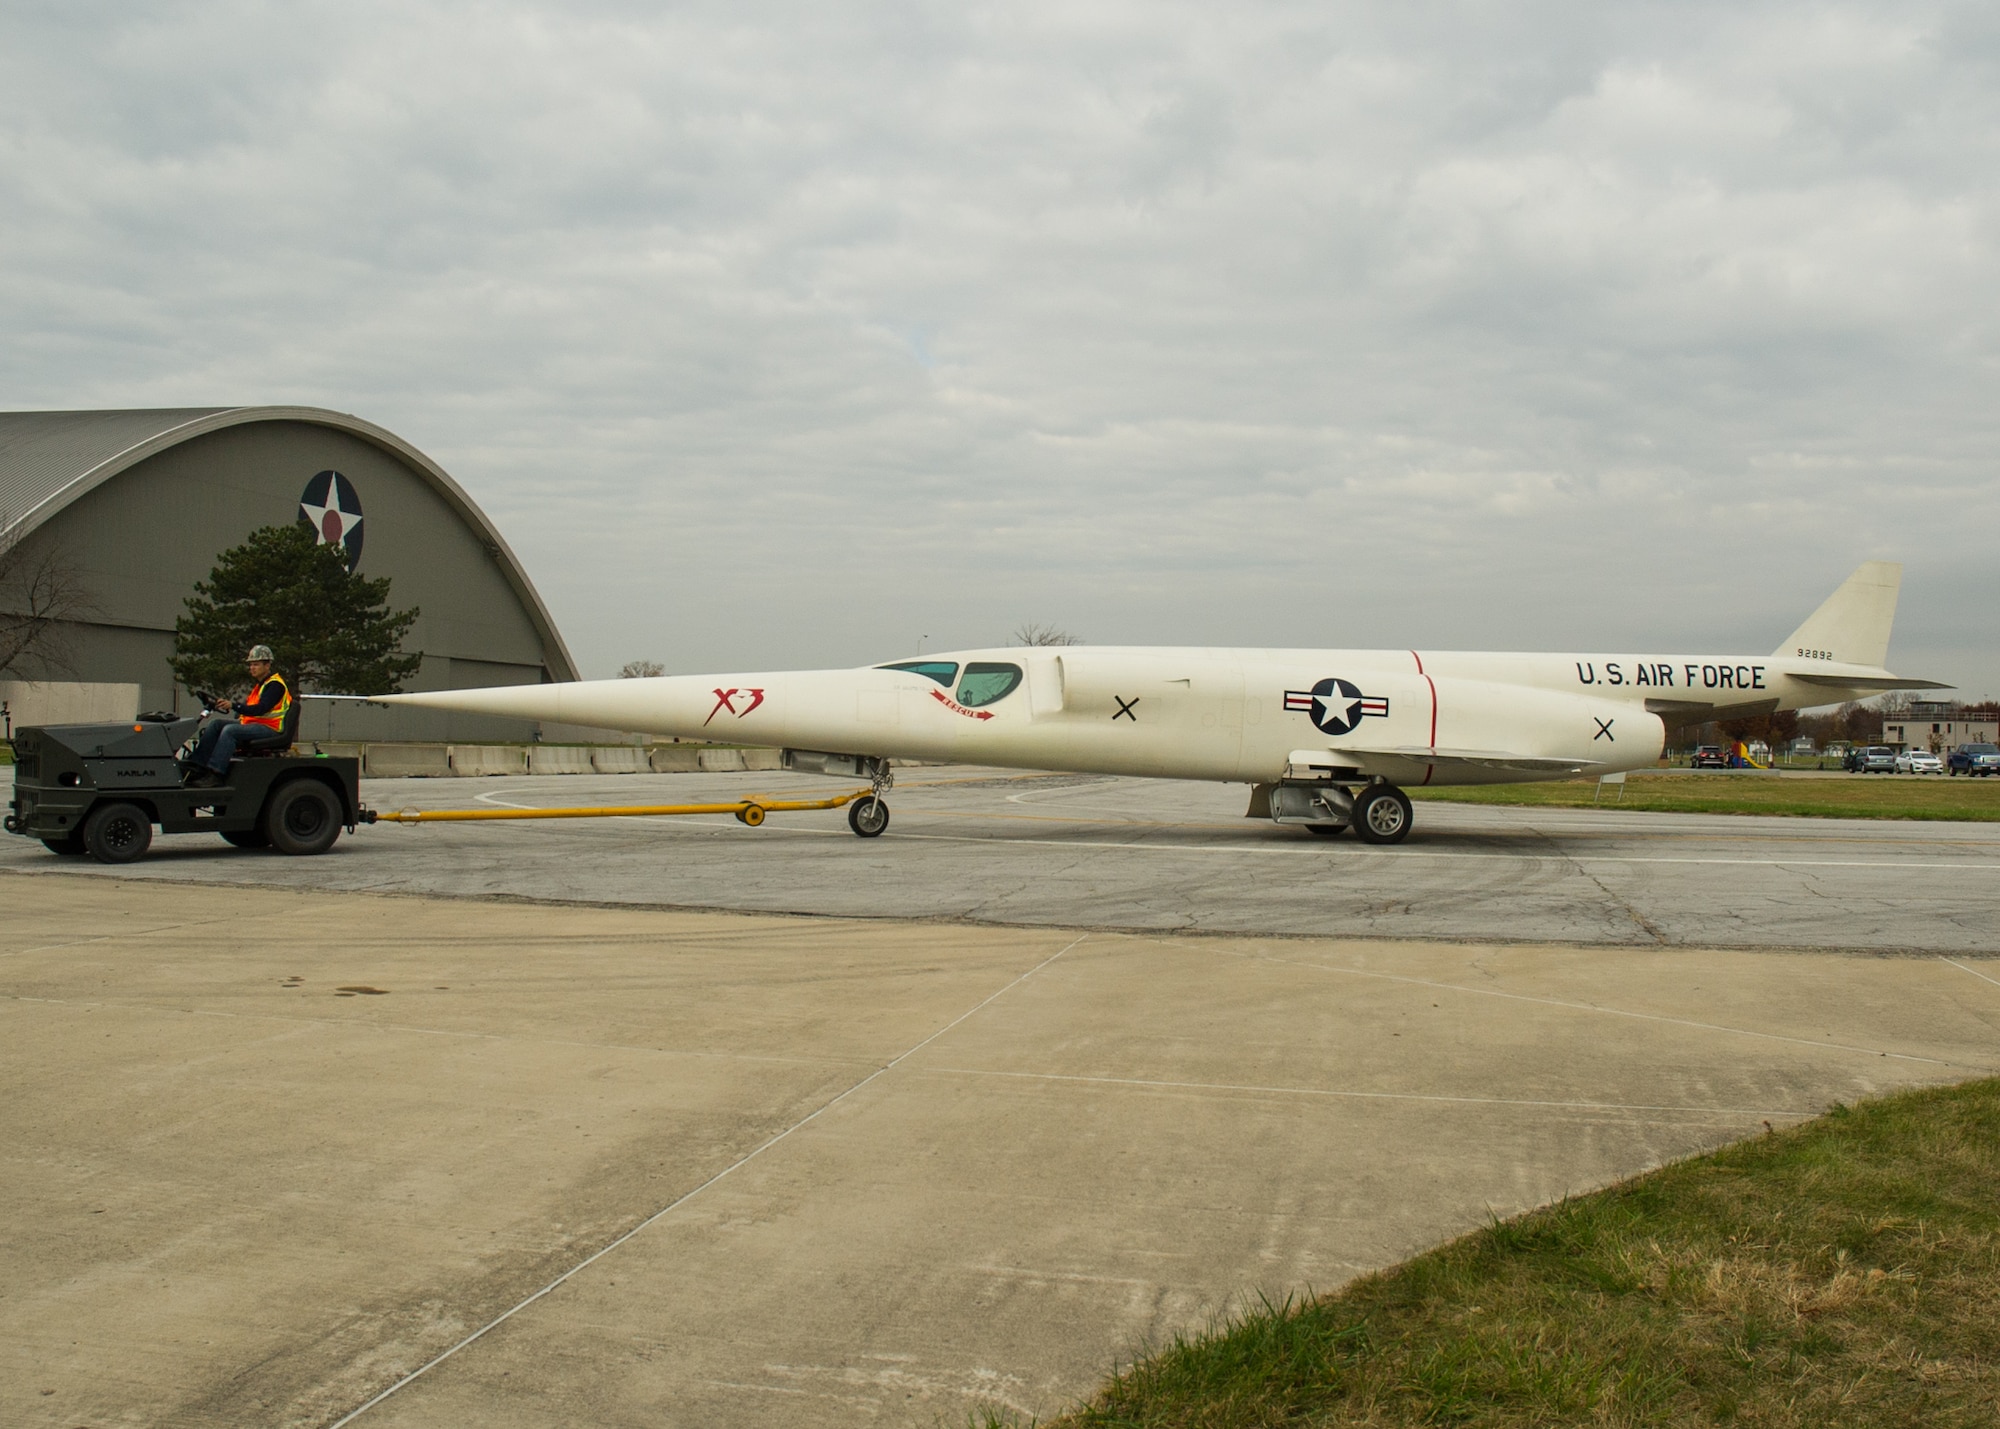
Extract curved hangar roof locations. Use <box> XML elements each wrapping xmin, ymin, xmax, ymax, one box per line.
<box><xmin>0</xmin><ymin>405</ymin><xmax>578</xmax><ymax>682</ymax></box>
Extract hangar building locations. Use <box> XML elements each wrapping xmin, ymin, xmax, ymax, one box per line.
<box><xmin>0</xmin><ymin>406</ymin><xmax>578</xmax><ymax>742</ymax></box>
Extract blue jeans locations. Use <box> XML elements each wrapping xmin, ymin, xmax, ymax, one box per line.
<box><xmin>192</xmin><ymin>717</ymin><xmax>288</xmax><ymax>772</ymax></box>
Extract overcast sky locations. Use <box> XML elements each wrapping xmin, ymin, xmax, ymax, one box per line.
<box><xmin>2</xmin><ymin>1</ymin><xmax>1994</xmax><ymax>694</ymax></box>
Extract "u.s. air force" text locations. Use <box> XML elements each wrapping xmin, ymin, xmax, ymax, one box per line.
<box><xmin>1575</xmin><ymin>661</ymin><xmax>1766</xmax><ymax>691</ymax></box>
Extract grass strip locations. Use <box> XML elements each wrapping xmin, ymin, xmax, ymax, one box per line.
<box><xmin>1018</xmin><ymin>1079</ymin><xmax>2000</xmax><ymax>1428</ymax></box>
<box><xmin>1410</xmin><ymin>774</ymin><xmax>2000</xmax><ymax>821</ymax></box>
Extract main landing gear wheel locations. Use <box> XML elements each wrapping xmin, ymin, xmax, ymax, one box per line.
<box><xmin>848</xmin><ymin>795</ymin><xmax>890</xmax><ymax>838</ymax></box>
<box><xmin>1350</xmin><ymin>785</ymin><xmax>1413</xmax><ymax>845</ymax></box>
<box><xmin>264</xmin><ymin>779</ymin><xmax>342</xmax><ymax>856</ymax></box>
<box><xmin>84</xmin><ymin>801</ymin><xmax>153</xmax><ymax>864</ymax></box>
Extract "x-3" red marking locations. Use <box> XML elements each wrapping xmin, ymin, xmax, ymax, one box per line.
<box><xmin>704</xmin><ymin>687</ymin><xmax>766</xmax><ymax>725</ymax></box>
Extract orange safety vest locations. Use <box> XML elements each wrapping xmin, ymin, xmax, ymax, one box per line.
<box><xmin>240</xmin><ymin>673</ymin><xmax>291</xmax><ymax>731</ymax></box>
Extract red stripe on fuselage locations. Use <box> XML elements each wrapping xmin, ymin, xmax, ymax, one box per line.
<box><xmin>1411</xmin><ymin>651</ymin><xmax>1437</xmax><ymax>786</ymax></box>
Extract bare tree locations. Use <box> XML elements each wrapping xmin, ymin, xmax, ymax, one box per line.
<box><xmin>1011</xmin><ymin>622</ymin><xmax>1082</xmax><ymax>647</ymax></box>
<box><xmin>0</xmin><ymin>516</ymin><xmax>97</xmax><ymax>680</ymax></box>
<box><xmin>619</xmin><ymin>659</ymin><xmax>666</xmax><ymax>678</ymax></box>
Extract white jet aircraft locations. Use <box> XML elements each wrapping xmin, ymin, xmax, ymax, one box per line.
<box><xmin>375</xmin><ymin>561</ymin><xmax>1942</xmax><ymax>844</ymax></box>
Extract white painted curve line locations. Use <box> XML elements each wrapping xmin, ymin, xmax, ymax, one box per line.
<box><xmin>1941</xmin><ymin>956</ymin><xmax>2000</xmax><ymax>991</ymax></box>
<box><xmin>472</xmin><ymin>789</ymin><xmax>535</xmax><ymax>810</ymax></box>
<box><xmin>1002</xmin><ymin>780</ymin><xmax>1122</xmax><ymax>808</ymax></box>
<box><xmin>326</xmin><ymin>931</ymin><xmax>1091</xmax><ymax>1427</ymax></box>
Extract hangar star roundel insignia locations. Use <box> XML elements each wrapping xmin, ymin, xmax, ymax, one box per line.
<box><xmin>1282</xmin><ymin>677</ymin><xmax>1390</xmax><ymax>737</ymax></box>
<box><xmin>298</xmin><ymin>470</ymin><xmax>363</xmax><ymax>571</ymax></box>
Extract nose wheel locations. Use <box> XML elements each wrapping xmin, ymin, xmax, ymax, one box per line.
<box><xmin>848</xmin><ymin>795</ymin><xmax>890</xmax><ymax>837</ymax></box>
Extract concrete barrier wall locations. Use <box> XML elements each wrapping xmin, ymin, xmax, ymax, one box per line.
<box><xmin>329</xmin><ymin>741</ymin><xmax>796</xmax><ymax>778</ymax></box>
<box><xmin>528</xmin><ymin>746</ymin><xmax>595</xmax><ymax>775</ymax></box>
<box><xmin>590</xmin><ymin>747</ymin><xmax>648</xmax><ymax>775</ymax></box>
<box><xmin>450</xmin><ymin>745</ymin><xmax>529</xmax><ymax>777</ymax></box>
<box><xmin>364</xmin><ymin>743</ymin><xmax>452</xmax><ymax>778</ymax></box>
<box><xmin>2</xmin><ymin>680</ymin><xmax>141</xmax><ymax>729</ymax></box>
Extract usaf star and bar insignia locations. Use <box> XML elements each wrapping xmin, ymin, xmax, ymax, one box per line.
<box><xmin>1284</xmin><ymin>677</ymin><xmax>1389</xmax><ymax>737</ymax></box>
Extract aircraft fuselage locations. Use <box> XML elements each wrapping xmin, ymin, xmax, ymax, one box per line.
<box><xmin>408</xmin><ymin>645</ymin><xmax>1892</xmax><ymax>790</ymax></box>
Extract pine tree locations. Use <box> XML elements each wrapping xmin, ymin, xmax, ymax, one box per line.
<box><xmin>171</xmin><ymin>524</ymin><xmax>421</xmax><ymax>697</ymax></box>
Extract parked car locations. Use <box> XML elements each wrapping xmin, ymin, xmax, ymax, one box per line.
<box><xmin>1691</xmin><ymin>745</ymin><xmax>1728</xmax><ymax>769</ymax></box>
<box><xmin>1896</xmin><ymin>748</ymin><xmax>1944</xmax><ymax>775</ymax></box>
<box><xmin>1948</xmin><ymin>743</ymin><xmax>2000</xmax><ymax>777</ymax></box>
<box><xmin>1845</xmin><ymin>746</ymin><xmax>1898</xmax><ymax>774</ymax></box>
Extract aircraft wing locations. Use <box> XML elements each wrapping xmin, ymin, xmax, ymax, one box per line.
<box><xmin>1786</xmin><ymin>673</ymin><xmax>1952</xmax><ymax>692</ymax></box>
<box><xmin>1293</xmin><ymin>747</ymin><xmax>1607</xmax><ymax>777</ymax></box>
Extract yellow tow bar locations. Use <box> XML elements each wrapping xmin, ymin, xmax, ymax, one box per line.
<box><xmin>370</xmin><ymin>787</ymin><xmax>872</xmax><ymax>828</ymax></box>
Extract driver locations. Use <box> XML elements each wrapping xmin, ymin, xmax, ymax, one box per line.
<box><xmin>182</xmin><ymin>645</ymin><xmax>292</xmax><ymax>787</ymax></box>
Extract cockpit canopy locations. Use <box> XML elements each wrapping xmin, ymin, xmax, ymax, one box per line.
<box><xmin>877</xmin><ymin>659</ymin><xmax>1024</xmax><ymax>708</ymax></box>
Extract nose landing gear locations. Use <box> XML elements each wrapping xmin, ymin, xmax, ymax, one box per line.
<box><xmin>845</xmin><ymin>760</ymin><xmax>894</xmax><ymax>837</ymax></box>
<box><xmin>848</xmin><ymin>796</ymin><xmax>890</xmax><ymax>837</ymax></box>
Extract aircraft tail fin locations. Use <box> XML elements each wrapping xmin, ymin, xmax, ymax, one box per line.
<box><xmin>1775</xmin><ymin>561</ymin><xmax>1902</xmax><ymax>668</ymax></box>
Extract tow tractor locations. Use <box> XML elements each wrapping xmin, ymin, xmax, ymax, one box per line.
<box><xmin>4</xmin><ymin>696</ymin><xmax>360</xmax><ymax>863</ymax></box>
<box><xmin>6</xmin><ymin>700</ymin><xmax>894</xmax><ymax>864</ymax></box>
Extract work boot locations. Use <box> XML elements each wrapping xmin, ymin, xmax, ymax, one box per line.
<box><xmin>182</xmin><ymin>767</ymin><xmax>222</xmax><ymax>788</ymax></box>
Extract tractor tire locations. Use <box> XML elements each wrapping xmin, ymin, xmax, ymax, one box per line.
<box><xmin>264</xmin><ymin>779</ymin><xmax>342</xmax><ymax>856</ymax></box>
<box><xmin>83</xmin><ymin>802</ymin><xmax>153</xmax><ymax>864</ymax></box>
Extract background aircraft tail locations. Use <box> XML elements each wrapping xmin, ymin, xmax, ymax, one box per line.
<box><xmin>1774</xmin><ymin>561</ymin><xmax>1902</xmax><ymax>668</ymax></box>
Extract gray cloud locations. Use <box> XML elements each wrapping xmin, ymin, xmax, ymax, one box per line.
<box><xmin>2</xmin><ymin>0</ymin><xmax>1994</xmax><ymax>691</ymax></box>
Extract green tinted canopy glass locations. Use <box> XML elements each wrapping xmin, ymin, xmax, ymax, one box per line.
<box><xmin>956</xmin><ymin>662</ymin><xmax>1023</xmax><ymax>708</ymax></box>
<box><xmin>878</xmin><ymin>660</ymin><xmax>958</xmax><ymax>687</ymax></box>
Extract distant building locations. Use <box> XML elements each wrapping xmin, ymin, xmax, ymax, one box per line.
<box><xmin>0</xmin><ymin>407</ymin><xmax>577</xmax><ymax>741</ymax></box>
<box><xmin>1884</xmin><ymin>701</ymin><xmax>2000</xmax><ymax>752</ymax></box>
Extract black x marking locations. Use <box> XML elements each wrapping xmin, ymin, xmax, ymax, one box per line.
<box><xmin>1113</xmin><ymin>696</ymin><xmax>1140</xmax><ymax>722</ymax></box>
<box><xmin>1593</xmin><ymin>717</ymin><xmax>1615</xmax><ymax>741</ymax></box>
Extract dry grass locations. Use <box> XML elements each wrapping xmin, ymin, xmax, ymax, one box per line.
<box><xmin>991</xmin><ymin>1080</ymin><xmax>2000</xmax><ymax>1428</ymax></box>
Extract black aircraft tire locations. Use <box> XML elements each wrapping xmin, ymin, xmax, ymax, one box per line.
<box><xmin>83</xmin><ymin>802</ymin><xmax>153</xmax><ymax>864</ymax></box>
<box><xmin>1305</xmin><ymin>823</ymin><xmax>1347</xmax><ymax>837</ymax></box>
<box><xmin>848</xmin><ymin>796</ymin><xmax>890</xmax><ymax>838</ymax></box>
<box><xmin>41</xmin><ymin>832</ymin><xmax>88</xmax><ymax>856</ymax></box>
<box><xmin>264</xmin><ymin>779</ymin><xmax>342</xmax><ymax>856</ymax></box>
<box><xmin>1351</xmin><ymin>785</ymin><xmax>1413</xmax><ymax>845</ymax></box>
<box><xmin>221</xmin><ymin>828</ymin><xmax>271</xmax><ymax>849</ymax></box>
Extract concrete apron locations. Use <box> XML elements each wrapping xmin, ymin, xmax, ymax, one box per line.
<box><xmin>4</xmin><ymin>877</ymin><xmax>1997</xmax><ymax>1429</ymax></box>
